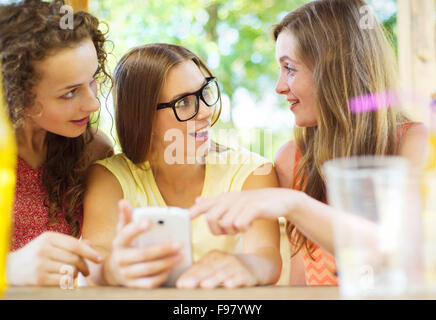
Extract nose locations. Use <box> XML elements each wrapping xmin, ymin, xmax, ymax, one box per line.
<box><xmin>195</xmin><ymin>99</ymin><xmax>213</xmax><ymax>121</ymax></box>
<box><xmin>80</xmin><ymin>85</ymin><xmax>100</xmax><ymax>113</ymax></box>
<box><xmin>275</xmin><ymin>73</ymin><xmax>289</xmax><ymax>96</ymax></box>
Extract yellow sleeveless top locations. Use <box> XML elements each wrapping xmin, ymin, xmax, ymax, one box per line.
<box><xmin>95</xmin><ymin>146</ymin><xmax>270</xmax><ymax>262</ymax></box>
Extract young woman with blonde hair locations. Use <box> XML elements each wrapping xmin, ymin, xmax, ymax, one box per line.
<box><xmin>190</xmin><ymin>0</ymin><xmax>429</xmax><ymax>286</ymax></box>
<box><xmin>82</xmin><ymin>43</ymin><xmax>282</xmax><ymax>289</ymax></box>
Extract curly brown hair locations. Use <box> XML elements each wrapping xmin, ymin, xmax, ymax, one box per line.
<box><xmin>0</xmin><ymin>0</ymin><xmax>111</xmax><ymax>236</ymax></box>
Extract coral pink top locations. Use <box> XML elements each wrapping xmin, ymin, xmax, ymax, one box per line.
<box><xmin>292</xmin><ymin>122</ymin><xmax>414</xmax><ymax>286</ymax></box>
<box><xmin>10</xmin><ymin>157</ymin><xmax>83</xmax><ymax>251</ymax></box>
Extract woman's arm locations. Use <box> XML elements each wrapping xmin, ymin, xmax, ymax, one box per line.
<box><xmin>82</xmin><ymin>164</ymin><xmax>124</xmax><ymax>285</ymax></box>
<box><xmin>290</xmin><ymin>122</ymin><xmax>431</xmax><ymax>252</ymax></box>
<box><xmin>190</xmin><ymin>140</ymin><xmax>373</xmax><ymax>256</ymax></box>
<box><xmin>189</xmin><ymin>124</ymin><xmax>431</xmax><ymax>260</ymax></box>
<box><xmin>177</xmin><ymin>166</ymin><xmax>282</xmax><ymax>288</ymax></box>
<box><xmin>83</xmin><ymin>164</ymin><xmax>184</xmax><ymax>287</ymax></box>
<box><xmin>275</xmin><ymin>124</ymin><xmax>430</xmax><ymax>255</ymax></box>
<box><xmin>274</xmin><ymin>140</ymin><xmax>376</xmax><ymax>255</ymax></box>
<box><xmin>237</xmin><ymin>167</ymin><xmax>282</xmax><ymax>286</ymax></box>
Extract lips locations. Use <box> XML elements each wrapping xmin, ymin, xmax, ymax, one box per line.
<box><xmin>289</xmin><ymin>100</ymin><xmax>300</xmax><ymax>111</ymax></box>
<box><xmin>189</xmin><ymin>126</ymin><xmax>210</xmax><ymax>142</ymax></box>
<box><xmin>70</xmin><ymin>116</ymin><xmax>89</xmax><ymax>126</ymax></box>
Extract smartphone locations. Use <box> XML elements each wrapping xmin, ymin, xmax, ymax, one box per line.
<box><xmin>132</xmin><ymin>206</ymin><xmax>193</xmax><ymax>287</ymax></box>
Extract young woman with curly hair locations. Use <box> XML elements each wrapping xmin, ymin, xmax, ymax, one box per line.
<box><xmin>1</xmin><ymin>0</ymin><xmax>113</xmax><ymax>286</ymax></box>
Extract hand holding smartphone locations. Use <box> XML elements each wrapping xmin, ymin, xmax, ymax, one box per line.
<box><xmin>132</xmin><ymin>206</ymin><xmax>193</xmax><ymax>287</ymax></box>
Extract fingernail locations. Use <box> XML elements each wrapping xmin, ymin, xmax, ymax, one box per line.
<box><xmin>180</xmin><ymin>279</ymin><xmax>195</xmax><ymax>288</ymax></box>
<box><xmin>140</xmin><ymin>220</ymin><xmax>149</xmax><ymax>229</ymax></box>
<box><xmin>201</xmin><ymin>280</ymin><xmax>213</xmax><ymax>288</ymax></box>
<box><xmin>172</xmin><ymin>241</ymin><xmax>182</xmax><ymax>249</ymax></box>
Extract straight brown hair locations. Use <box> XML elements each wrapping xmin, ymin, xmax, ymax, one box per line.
<box><xmin>114</xmin><ymin>43</ymin><xmax>222</xmax><ymax>164</ymax></box>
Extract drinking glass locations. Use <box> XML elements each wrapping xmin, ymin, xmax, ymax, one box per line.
<box><xmin>323</xmin><ymin>156</ymin><xmax>411</xmax><ymax>298</ymax></box>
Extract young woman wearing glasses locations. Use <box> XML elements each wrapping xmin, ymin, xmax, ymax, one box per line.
<box><xmin>82</xmin><ymin>43</ymin><xmax>282</xmax><ymax>289</ymax></box>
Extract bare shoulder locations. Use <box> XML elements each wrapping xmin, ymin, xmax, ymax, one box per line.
<box><xmin>401</xmin><ymin>122</ymin><xmax>429</xmax><ymax>141</ymax></box>
<box><xmin>274</xmin><ymin>140</ymin><xmax>297</xmax><ymax>188</ymax></box>
<box><xmin>241</xmin><ymin>163</ymin><xmax>279</xmax><ymax>190</ymax></box>
<box><xmin>399</xmin><ymin>122</ymin><xmax>430</xmax><ymax>170</ymax></box>
<box><xmin>86</xmin><ymin>163</ymin><xmax>122</xmax><ymax>195</ymax></box>
<box><xmin>84</xmin><ymin>164</ymin><xmax>123</xmax><ymax>222</ymax></box>
<box><xmin>87</xmin><ymin>127</ymin><xmax>114</xmax><ymax>163</ymax></box>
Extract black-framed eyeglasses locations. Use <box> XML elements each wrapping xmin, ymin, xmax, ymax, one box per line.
<box><xmin>157</xmin><ymin>77</ymin><xmax>220</xmax><ymax>122</ymax></box>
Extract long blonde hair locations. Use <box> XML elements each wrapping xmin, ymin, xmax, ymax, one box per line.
<box><xmin>273</xmin><ymin>0</ymin><xmax>409</xmax><ymax>257</ymax></box>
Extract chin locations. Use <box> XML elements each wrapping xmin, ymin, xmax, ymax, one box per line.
<box><xmin>194</xmin><ymin>140</ymin><xmax>210</xmax><ymax>161</ymax></box>
<box><xmin>295</xmin><ymin>118</ymin><xmax>318</xmax><ymax>128</ymax></box>
<box><xmin>47</xmin><ymin>128</ymin><xmax>86</xmax><ymax>139</ymax></box>
<box><xmin>66</xmin><ymin>129</ymin><xmax>87</xmax><ymax>138</ymax></box>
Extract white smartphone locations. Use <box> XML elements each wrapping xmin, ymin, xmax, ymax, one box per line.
<box><xmin>132</xmin><ymin>206</ymin><xmax>193</xmax><ymax>287</ymax></box>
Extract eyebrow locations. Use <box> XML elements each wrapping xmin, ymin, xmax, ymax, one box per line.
<box><xmin>279</xmin><ymin>56</ymin><xmax>299</xmax><ymax>64</ymax></box>
<box><xmin>57</xmin><ymin>68</ymin><xmax>99</xmax><ymax>92</ymax></box>
<box><xmin>59</xmin><ymin>83</ymin><xmax>81</xmax><ymax>92</ymax></box>
<box><xmin>169</xmin><ymin>79</ymin><xmax>208</xmax><ymax>101</ymax></box>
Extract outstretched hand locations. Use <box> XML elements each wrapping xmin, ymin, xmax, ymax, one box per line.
<box><xmin>189</xmin><ymin>188</ymin><xmax>304</xmax><ymax>235</ymax></box>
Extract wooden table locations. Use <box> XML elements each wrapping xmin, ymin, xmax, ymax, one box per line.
<box><xmin>5</xmin><ymin>285</ymin><xmax>338</xmax><ymax>300</ymax></box>
<box><xmin>4</xmin><ymin>285</ymin><xmax>436</xmax><ymax>300</ymax></box>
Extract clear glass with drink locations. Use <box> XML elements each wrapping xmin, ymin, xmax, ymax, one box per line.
<box><xmin>422</xmin><ymin>171</ymin><xmax>436</xmax><ymax>291</ymax></box>
<box><xmin>323</xmin><ymin>156</ymin><xmax>411</xmax><ymax>298</ymax></box>
<box><xmin>422</xmin><ymin>97</ymin><xmax>436</xmax><ymax>291</ymax></box>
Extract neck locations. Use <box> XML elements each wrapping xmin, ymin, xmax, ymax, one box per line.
<box><xmin>15</xmin><ymin>118</ymin><xmax>47</xmax><ymax>167</ymax></box>
<box><xmin>148</xmin><ymin>148</ymin><xmax>206</xmax><ymax>192</ymax></box>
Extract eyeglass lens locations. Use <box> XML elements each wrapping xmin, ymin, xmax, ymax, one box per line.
<box><xmin>174</xmin><ymin>80</ymin><xmax>219</xmax><ymax>120</ymax></box>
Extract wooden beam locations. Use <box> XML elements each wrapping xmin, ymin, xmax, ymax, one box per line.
<box><xmin>65</xmin><ymin>0</ymin><xmax>89</xmax><ymax>12</ymax></box>
<box><xmin>398</xmin><ymin>0</ymin><xmax>436</xmax><ymax>123</ymax></box>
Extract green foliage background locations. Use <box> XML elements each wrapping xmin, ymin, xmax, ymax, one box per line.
<box><xmin>88</xmin><ymin>0</ymin><xmax>400</xmax><ymax>160</ymax></box>
<box><xmin>0</xmin><ymin>0</ymin><xmax>402</xmax><ymax>160</ymax></box>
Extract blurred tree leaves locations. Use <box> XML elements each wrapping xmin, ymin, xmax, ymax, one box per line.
<box><xmin>0</xmin><ymin>0</ymin><xmax>402</xmax><ymax>158</ymax></box>
<box><xmin>89</xmin><ymin>0</ymin><xmax>401</xmax><ymax>158</ymax></box>
<box><xmin>91</xmin><ymin>0</ymin><xmax>308</xmax><ymax>124</ymax></box>
<box><xmin>91</xmin><ymin>0</ymin><xmax>399</xmax><ymax>123</ymax></box>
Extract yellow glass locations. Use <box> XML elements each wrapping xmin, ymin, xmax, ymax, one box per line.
<box><xmin>427</xmin><ymin>132</ymin><xmax>436</xmax><ymax>170</ymax></box>
<box><xmin>0</xmin><ymin>87</ymin><xmax>16</xmax><ymax>296</ymax></box>
<box><xmin>428</xmin><ymin>98</ymin><xmax>436</xmax><ymax>170</ymax></box>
